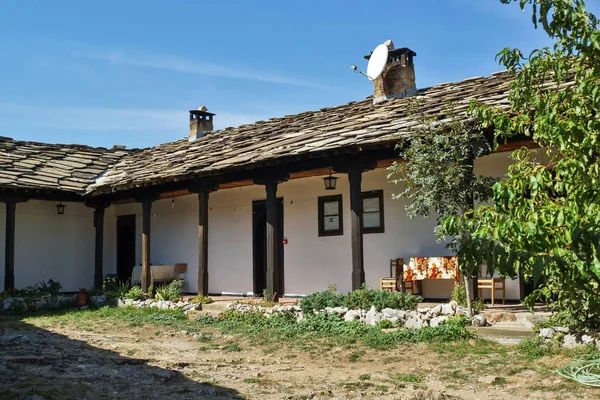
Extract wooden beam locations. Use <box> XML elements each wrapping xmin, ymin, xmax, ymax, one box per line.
<box><xmin>94</xmin><ymin>207</ymin><xmax>105</xmax><ymax>289</ymax></box>
<box><xmin>348</xmin><ymin>165</ymin><xmax>365</xmax><ymax>291</ymax></box>
<box><xmin>4</xmin><ymin>202</ymin><xmax>16</xmax><ymax>290</ymax></box>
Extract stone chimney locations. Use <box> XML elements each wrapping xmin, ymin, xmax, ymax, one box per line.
<box><xmin>365</xmin><ymin>40</ymin><xmax>417</xmax><ymax>104</ymax></box>
<box><xmin>188</xmin><ymin>106</ymin><xmax>215</xmax><ymax>141</ymax></box>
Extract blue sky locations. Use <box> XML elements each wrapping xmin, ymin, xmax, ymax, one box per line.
<box><xmin>0</xmin><ymin>0</ymin><xmax>595</xmax><ymax>149</ymax></box>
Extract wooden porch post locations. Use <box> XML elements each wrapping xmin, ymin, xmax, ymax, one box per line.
<box><xmin>265</xmin><ymin>180</ymin><xmax>279</xmax><ymax>301</ymax></box>
<box><xmin>141</xmin><ymin>200</ymin><xmax>152</xmax><ymax>292</ymax></box>
<box><xmin>4</xmin><ymin>201</ymin><xmax>16</xmax><ymax>291</ymax></box>
<box><xmin>348</xmin><ymin>165</ymin><xmax>365</xmax><ymax>291</ymax></box>
<box><xmin>136</xmin><ymin>193</ymin><xmax>159</xmax><ymax>293</ymax></box>
<box><xmin>94</xmin><ymin>206</ymin><xmax>106</xmax><ymax>289</ymax></box>
<box><xmin>197</xmin><ymin>189</ymin><xmax>209</xmax><ymax>296</ymax></box>
<box><xmin>254</xmin><ymin>172</ymin><xmax>288</xmax><ymax>301</ymax></box>
<box><xmin>86</xmin><ymin>200</ymin><xmax>111</xmax><ymax>289</ymax></box>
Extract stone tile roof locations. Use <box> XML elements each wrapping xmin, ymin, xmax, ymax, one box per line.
<box><xmin>89</xmin><ymin>71</ymin><xmax>513</xmax><ymax>194</ymax></box>
<box><xmin>0</xmin><ymin>138</ymin><xmax>129</xmax><ymax>194</ymax></box>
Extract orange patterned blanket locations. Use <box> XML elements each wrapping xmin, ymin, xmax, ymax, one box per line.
<box><xmin>399</xmin><ymin>257</ymin><xmax>460</xmax><ymax>281</ymax></box>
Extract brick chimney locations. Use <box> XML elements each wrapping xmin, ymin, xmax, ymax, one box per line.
<box><xmin>188</xmin><ymin>106</ymin><xmax>215</xmax><ymax>141</ymax></box>
<box><xmin>365</xmin><ymin>40</ymin><xmax>417</xmax><ymax>104</ymax></box>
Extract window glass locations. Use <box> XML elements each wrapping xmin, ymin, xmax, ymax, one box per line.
<box><xmin>363</xmin><ymin>212</ymin><xmax>381</xmax><ymax>228</ymax></box>
<box><xmin>323</xmin><ymin>215</ymin><xmax>340</xmax><ymax>231</ymax></box>
<box><xmin>323</xmin><ymin>201</ymin><xmax>339</xmax><ymax>216</ymax></box>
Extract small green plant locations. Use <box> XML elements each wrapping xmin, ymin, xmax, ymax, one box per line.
<box><xmin>225</xmin><ymin>343</ymin><xmax>242</xmax><ymax>352</ymax></box>
<box><xmin>358</xmin><ymin>374</ymin><xmax>371</xmax><ymax>381</ymax></box>
<box><xmin>243</xmin><ymin>378</ymin><xmax>262</xmax><ymax>384</ymax></box>
<box><xmin>155</xmin><ymin>279</ymin><xmax>184</xmax><ymax>302</ymax></box>
<box><xmin>125</xmin><ymin>285</ymin><xmax>145</xmax><ymax>300</ymax></box>
<box><xmin>472</xmin><ymin>297</ymin><xmax>487</xmax><ymax>313</ymax></box>
<box><xmin>24</xmin><ymin>279</ymin><xmax>62</xmax><ymax>297</ymax></box>
<box><xmin>450</xmin><ymin>283</ymin><xmax>467</xmax><ymax>308</ymax></box>
<box><xmin>348</xmin><ymin>350</ymin><xmax>366</xmax><ymax>362</ymax></box>
<box><xmin>391</xmin><ymin>373</ymin><xmax>423</xmax><ymax>383</ymax></box>
<box><xmin>492</xmin><ymin>377</ymin><xmax>507</xmax><ymax>386</ymax></box>
<box><xmin>189</xmin><ymin>295</ymin><xmax>214</xmax><ymax>305</ymax></box>
<box><xmin>105</xmin><ymin>280</ymin><xmax>130</xmax><ymax>300</ymax></box>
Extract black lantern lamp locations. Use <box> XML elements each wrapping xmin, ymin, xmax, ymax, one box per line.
<box><xmin>323</xmin><ymin>169</ymin><xmax>338</xmax><ymax>190</ymax></box>
<box><xmin>55</xmin><ymin>202</ymin><xmax>66</xmax><ymax>215</ymax></box>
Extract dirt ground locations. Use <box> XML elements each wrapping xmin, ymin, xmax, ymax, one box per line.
<box><xmin>1</xmin><ymin>312</ymin><xmax>599</xmax><ymax>400</ymax></box>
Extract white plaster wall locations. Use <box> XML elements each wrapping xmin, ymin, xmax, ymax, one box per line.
<box><xmin>105</xmin><ymin>149</ymin><xmax>525</xmax><ymax>300</ymax></box>
<box><xmin>0</xmin><ymin>200</ymin><xmax>99</xmax><ymax>292</ymax></box>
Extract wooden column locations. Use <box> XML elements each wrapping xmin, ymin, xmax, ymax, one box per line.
<box><xmin>348</xmin><ymin>165</ymin><xmax>365</xmax><ymax>291</ymax></box>
<box><xmin>141</xmin><ymin>200</ymin><xmax>152</xmax><ymax>292</ymax></box>
<box><xmin>94</xmin><ymin>206</ymin><xmax>106</xmax><ymax>289</ymax></box>
<box><xmin>265</xmin><ymin>180</ymin><xmax>279</xmax><ymax>301</ymax></box>
<box><xmin>254</xmin><ymin>172</ymin><xmax>288</xmax><ymax>301</ymax></box>
<box><xmin>197</xmin><ymin>189</ymin><xmax>210</xmax><ymax>296</ymax></box>
<box><xmin>4</xmin><ymin>201</ymin><xmax>16</xmax><ymax>291</ymax></box>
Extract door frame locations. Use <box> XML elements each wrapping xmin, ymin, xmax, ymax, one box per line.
<box><xmin>252</xmin><ymin>198</ymin><xmax>284</xmax><ymax>296</ymax></box>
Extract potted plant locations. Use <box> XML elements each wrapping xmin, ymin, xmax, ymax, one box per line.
<box><xmin>76</xmin><ymin>288</ymin><xmax>89</xmax><ymax>306</ymax></box>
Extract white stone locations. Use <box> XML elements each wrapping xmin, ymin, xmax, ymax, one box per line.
<box><xmin>365</xmin><ymin>305</ymin><xmax>381</xmax><ymax>326</ymax></box>
<box><xmin>581</xmin><ymin>334</ymin><xmax>595</xmax><ymax>345</ymax></box>
<box><xmin>471</xmin><ymin>315</ymin><xmax>487</xmax><ymax>327</ymax></box>
<box><xmin>344</xmin><ymin>310</ymin><xmax>361</xmax><ymax>322</ymax></box>
<box><xmin>405</xmin><ymin>315</ymin><xmax>426</xmax><ymax>330</ymax></box>
<box><xmin>555</xmin><ymin>326</ymin><xmax>569</xmax><ymax>333</ymax></box>
<box><xmin>430</xmin><ymin>304</ymin><xmax>442</xmax><ymax>316</ymax></box>
<box><xmin>441</xmin><ymin>303</ymin><xmax>456</xmax><ymax>316</ymax></box>
<box><xmin>455</xmin><ymin>306</ymin><xmax>469</xmax><ymax>316</ymax></box>
<box><xmin>332</xmin><ymin>307</ymin><xmax>348</xmax><ymax>315</ymax></box>
<box><xmin>430</xmin><ymin>316</ymin><xmax>448</xmax><ymax>328</ymax></box>
<box><xmin>563</xmin><ymin>334</ymin><xmax>580</xmax><ymax>348</ymax></box>
<box><xmin>382</xmin><ymin>308</ymin><xmax>403</xmax><ymax>320</ymax></box>
<box><xmin>539</xmin><ymin>328</ymin><xmax>556</xmax><ymax>339</ymax></box>
<box><xmin>417</xmin><ymin>307</ymin><xmax>431</xmax><ymax>314</ymax></box>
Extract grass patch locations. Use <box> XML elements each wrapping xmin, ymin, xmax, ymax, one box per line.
<box><xmin>391</xmin><ymin>373</ymin><xmax>423</xmax><ymax>383</ymax></box>
<box><xmin>358</xmin><ymin>374</ymin><xmax>371</xmax><ymax>381</ymax></box>
<box><xmin>492</xmin><ymin>377</ymin><xmax>507</xmax><ymax>386</ymax></box>
<box><xmin>243</xmin><ymin>378</ymin><xmax>262</xmax><ymax>384</ymax></box>
<box><xmin>225</xmin><ymin>343</ymin><xmax>242</xmax><ymax>352</ymax></box>
<box><xmin>348</xmin><ymin>350</ymin><xmax>366</xmax><ymax>362</ymax></box>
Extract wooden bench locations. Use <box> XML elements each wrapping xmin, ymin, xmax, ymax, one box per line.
<box><xmin>131</xmin><ymin>263</ymin><xmax>187</xmax><ymax>286</ymax></box>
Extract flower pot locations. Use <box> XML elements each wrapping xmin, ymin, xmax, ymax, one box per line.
<box><xmin>76</xmin><ymin>291</ymin><xmax>88</xmax><ymax>307</ymax></box>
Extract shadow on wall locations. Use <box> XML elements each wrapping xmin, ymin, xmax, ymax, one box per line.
<box><xmin>0</xmin><ymin>315</ymin><xmax>244</xmax><ymax>400</ymax></box>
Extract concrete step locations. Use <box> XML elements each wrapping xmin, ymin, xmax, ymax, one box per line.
<box><xmin>200</xmin><ymin>302</ymin><xmax>230</xmax><ymax>312</ymax></box>
<box><xmin>468</xmin><ymin>323</ymin><xmax>535</xmax><ymax>341</ymax></box>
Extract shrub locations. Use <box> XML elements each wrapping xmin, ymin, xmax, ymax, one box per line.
<box><xmin>300</xmin><ymin>284</ymin><xmax>421</xmax><ymax>314</ymax></box>
<box><xmin>450</xmin><ymin>283</ymin><xmax>467</xmax><ymax>308</ymax></box>
<box><xmin>24</xmin><ymin>279</ymin><xmax>62</xmax><ymax>297</ymax></box>
<box><xmin>105</xmin><ymin>281</ymin><xmax>130</xmax><ymax>300</ymax></box>
<box><xmin>155</xmin><ymin>279</ymin><xmax>184</xmax><ymax>302</ymax></box>
<box><xmin>299</xmin><ymin>287</ymin><xmax>346</xmax><ymax>313</ymax></box>
<box><xmin>125</xmin><ymin>285</ymin><xmax>145</xmax><ymax>300</ymax></box>
<box><xmin>189</xmin><ymin>295</ymin><xmax>214</xmax><ymax>305</ymax></box>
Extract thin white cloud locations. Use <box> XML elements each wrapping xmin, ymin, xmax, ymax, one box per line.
<box><xmin>0</xmin><ymin>102</ymin><xmax>266</xmax><ymax>134</ymax></box>
<box><xmin>79</xmin><ymin>47</ymin><xmax>333</xmax><ymax>90</ymax></box>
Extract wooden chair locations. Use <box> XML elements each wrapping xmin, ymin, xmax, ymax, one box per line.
<box><xmin>477</xmin><ymin>277</ymin><xmax>506</xmax><ymax>305</ymax></box>
<box><xmin>379</xmin><ymin>259</ymin><xmax>421</xmax><ymax>295</ymax></box>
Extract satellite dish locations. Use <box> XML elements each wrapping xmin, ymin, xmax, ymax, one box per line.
<box><xmin>366</xmin><ymin>44</ymin><xmax>389</xmax><ymax>81</ymax></box>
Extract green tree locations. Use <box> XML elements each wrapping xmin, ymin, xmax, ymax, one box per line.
<box><xmin>388</xmin><ymin>100</ymin><xmax>497</xmax><ymax>316</ymax></box>
<box><xmin>443</xmin><ymin>0</ymin><xmax>600</xmax><ymax>330</ymax></box>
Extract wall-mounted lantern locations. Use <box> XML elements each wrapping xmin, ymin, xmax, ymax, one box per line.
<box><xmin>55</xmin><ymin>202</ymin><xmax>66</xmax><ymax>215</ymax></box>
<box><xmin>323</xmin><ymin>169</ymin><xmax>338</xmax><ymax>190</ymax></box>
